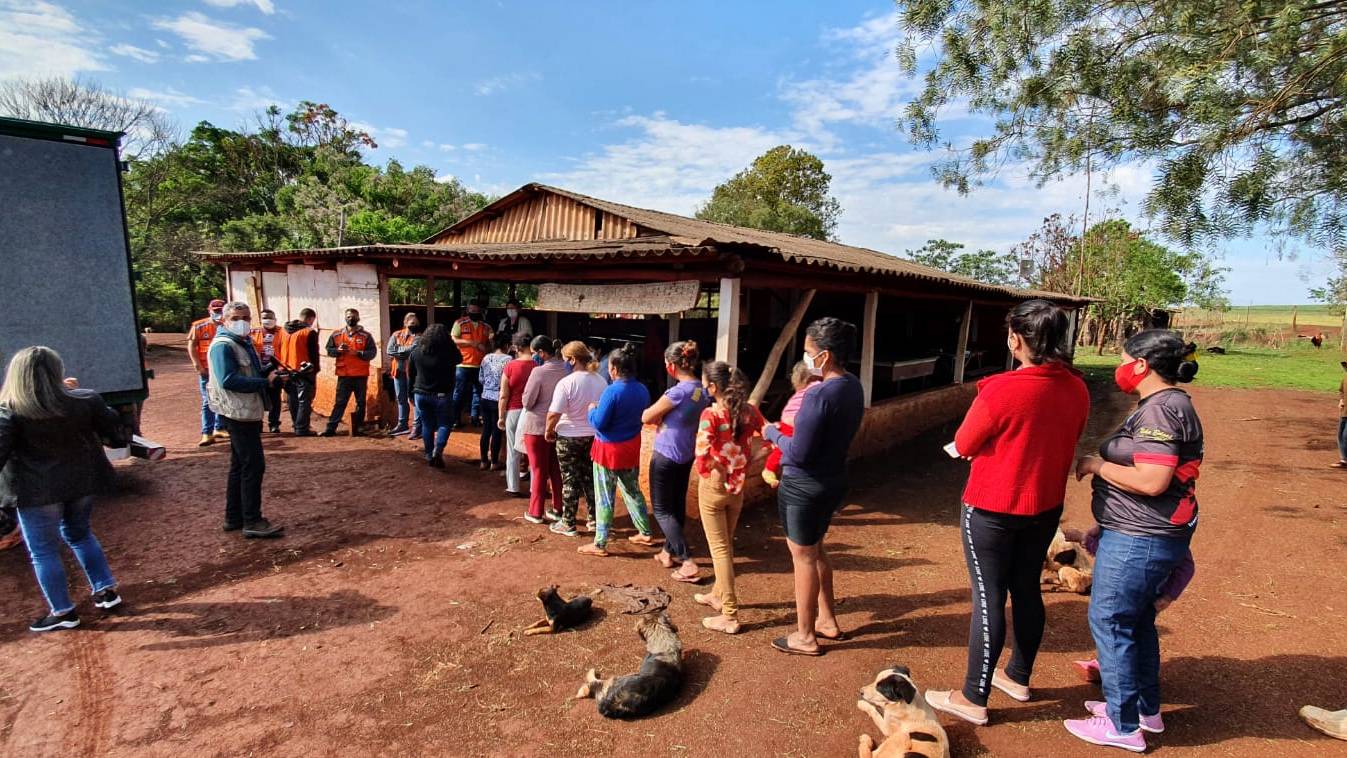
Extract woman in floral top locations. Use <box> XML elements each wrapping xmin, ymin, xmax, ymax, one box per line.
<box><xmin>693</xmin><ymin>361</ymin><xmax>764</xmax><ymax>634</ymax></box>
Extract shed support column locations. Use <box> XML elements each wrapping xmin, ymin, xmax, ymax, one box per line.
<box><xmin>1067</xmin><ymin>307</ymin><xmax>1080</xmax><ymax>357</ymax></box>
<box><xmin>667</xmin><ymin>314</ymin><xmax>681</xmax><ymax>389</ymax></box>
<box><xmin>715</xmin><ymin>277</ymin><xmax>741</xmax><ymax>363</ymax></box>
<box><xmin>546</xmin><ymin>312</ymin><xmax>558</xmax><ymax>337</ymax></box>
<box><xmin>378</xmin><ymin>274</ymin><xmax>392</xmax><ymax>358</ymax></box>
<box><xmin>749</xmin><ymin>289</ymin><xmax>815</xmax><ymax>406</ymax></box>
<box><xmin>425</xmin><ymin>276</ymin><xmax>436</xmax><ymax>325</ymax></box>
<box><xmin>954</xmin><ymin>300</ymin><xmax>973</xmax><ymax>384</ymax></box>
<box><xmin>860</xmin><ymin>291</ymin><xmax>878</xmax><ymax>408</ymax></box>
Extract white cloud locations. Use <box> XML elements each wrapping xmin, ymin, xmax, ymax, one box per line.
<box><xmin>155</xmin><ymin>38</ymin><xmax>171</xmax><ymax>49</ymax></box>
<box><xmin>185</xmin><ymin>54</ymin><xmax>210</xmax><ymax>63</ymax></box>
<box><xmin>152</xmin><ymin>12</ymin><xmax>268</xmax><ymax>62</ymax></box>
<box><xmin>128</xmin><ymin>86</ymin><xmax>205</xmax><ymax>108</ymax></box>
<box><xmin>474</xmin><ymin>72</ymin><xmax>541</xmax><ymax>96</ymax></box>
<box><xmin>203</xmin><ymin>0</ymin><xmax>276</xmax><ymax>14</ymax></box>
<box><xmin>109</xmin><ymin>43</ymin><xmax>160</xmax><ymax>63</ymax></box>
<box><xmin>349</xmin><ymin>121</ymin><xmax>408</xmax><ymax>150</ymax></box>
<box><xmin>0</xmin><ymin>0</ymin><xmax>107</xmax><ymax>78</ymax></box>
<box><xmin>438</xmin><ymin>143</ymin><xmax>457</xmax><ymax>151</ymax></box>
<box><xmin>227</xmin><ymin>85</ymin><xmax>285</xmax><ymax>111</ymax></box>
<box><xmin>461</xmin><ymin>143</ymin><xmax>486</xmax><ymax>151</ymax></box>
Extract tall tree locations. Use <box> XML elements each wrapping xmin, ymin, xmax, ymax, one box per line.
<box><xmin>906</xmin><ymin>239</ymin><xmax>1020</xmax><ymax>285</ymax></box>
<box><xmin>696</xmin><ymin>145</ymin><xmax>842</xmax><ymax>240</ymax></box>
<box><xmin>0</xmin><ymin>76</ymin><xmax>175</xmax><ymax>158</ymax></box>
<box><xmin>892</xmin><ymin>0</ymin><xmax>1347</xmax><ymax>253</ymax></box>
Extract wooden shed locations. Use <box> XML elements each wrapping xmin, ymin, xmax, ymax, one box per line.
<box><xmin>200</xmin><ymin>183</ymin><xmax>1088</xmax><ymax>462</ymax></box>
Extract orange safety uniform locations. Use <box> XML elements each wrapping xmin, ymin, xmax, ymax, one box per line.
<box><xmin>452</xmin><ymin>317</ymin><xmax>492</xmax><ymax>367</ymax></box>
<box><xmin>388</xmin><ymin>328</ymin><xmax>418</xmax><ymax>376</ymax></box>
<box><xmin>278</xmin><ymin>325</ymin><xmax>315</xmax><ymax>371</ymax></box>
<box><xmin>329</xmin><ymin>328</ymin><xmax>376</xmax><ymax>377</ymax></box>
<box><xmin>249</xmin><ymin>326</ymin><xmax>286</xmax><ymax>367</ymax></box>
<box><xmin>189</xmin><ymin>317</ymin><xmax>220</xmax><ymax>371</ymax></box>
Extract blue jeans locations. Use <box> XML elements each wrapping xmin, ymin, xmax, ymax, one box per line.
<box><xmin>199</xmin><ymin>375</ymin><xmax>222</xmax><ymax>434</ymax></box>
<box><xmin>1338</xmin><ymin>417</ymin><xmax>1347</xmax><ymax>461</ymax></box>
<box><xmin>452</xmin><ymin>366</ymin><xmax>482</xmax><ymax>426</ymax></box>
<box><xmin>1088</xmin><ymin>527</ymin><xmax>1192</xmax><ymax>734</ymax></box>
<box><xmin>415</xmin><ymin>392</ymin><xmax>452</xmax><ymax>458</ymax></box>
<box><xmin>16</xmin><ymin>497</ymin><xmax>116</xmax><ymax>615</ymax></box>
<box><xmin>393</xmin><ymin>375</ymin><xmax>420</xmax><ymax>430</ymax></box>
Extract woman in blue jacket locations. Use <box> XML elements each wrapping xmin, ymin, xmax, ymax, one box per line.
<box><xmin>580</xmin><ymin>344</ymin><xmax>656</xmax><ymax>557</ymax></box>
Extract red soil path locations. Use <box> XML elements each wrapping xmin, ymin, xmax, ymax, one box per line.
<box><xmin>1</xmin><ymin>339</ymin><xmax>1345</xmax><ymax>756</ymax></box>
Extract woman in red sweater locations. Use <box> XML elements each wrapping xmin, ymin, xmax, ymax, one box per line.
<box><xmin>926</xmin><ymin>299</ymin><xmax>1090</xmax><ymax>726</ymax></box>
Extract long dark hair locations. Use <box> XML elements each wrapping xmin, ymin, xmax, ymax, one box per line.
<box><xmin>419</xmin><ymin>323</ymin><xmax>451</xmax><ymax>357</ymax></box>
<box><xmin>1007</xmin><ymin>299</ymin><xmax>1072</xmax><ymax>365</ymax></box>
<box><xmin>703</xmin><ymin>360</ymin><xmax>752</xmax><ymax>437</ymax></box>
<box><xmin>664</xmin><ymin>340</ymin><xmax>700</xmax><ymax>375</ymax></box>
<box><xmin>1124</xmin><ymin>330</ymin><xmax>1199</xmax><ymax>384</ymax></box>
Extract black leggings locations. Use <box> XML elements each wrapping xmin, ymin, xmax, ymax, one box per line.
<box><xmin>960</xmin><ymin>503</ymin><xmax>1062</xmax><ymax>706</ymax></box>
<box><xmin>649</xmin><ymin>452</ymin><xmax>693</xmax><ymax>561</ymax></box>
<box><xmin>479</xmin><ymin>403</ymin><xmax>503</xmax><ymax>464</ymax></box>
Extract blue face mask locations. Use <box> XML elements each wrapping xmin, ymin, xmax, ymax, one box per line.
<box><xmin>532</xmin><ymin>353</ymin><xmax>544</xmax><ymax>366</ymax></box>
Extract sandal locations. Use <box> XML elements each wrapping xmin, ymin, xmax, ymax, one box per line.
<box><xmin>653</xmin><ymin>550</ymin><xmax>675</xmax><ymax>569</ymax></box>
<box><xmin>925</xmin><ymin>690</ymin><xmax>989</xmax><ymax>726</ymax></box>
<box><xmin>703</xmin><ymin>615</ymin><xmax>741</xmax><ymax>634</ymax></box>
<box><xmin>672</xmin><ymin>564</ymin><xmax>701</xmax><ymax>583</ymax></box>
<box><xmin>627</xmin><ymin>533</ymin><xmax>657</xmax><ymax>546</ymax></box>
<box><xmin>815</xmin><ymin>627</ymin><xmax>849</xmax><ymax>641</ymax></box>
<box><xmin>577</xmin><ymin>544</ymin><xmax>609</xmax><ymax>557</ymax></box>
<box><xmin>771</xmin><ymin>636</ymin><xmax>822</xmax><ymax>656</ymax></box>
<box><xmin>693</xmin><ymin>593</ymin><xmax>722</xmax><ymax>611</ymax></box>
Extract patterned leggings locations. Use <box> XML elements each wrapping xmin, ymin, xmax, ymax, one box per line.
<box><xmin>555</xmin><ymin>435</ymin><xmax>595</xmax><ymax>526</ymax></box>
<box><xmin>592</xmin><ymin>463</ymin><xmax>653</xmax><ymax>549</ymax></box>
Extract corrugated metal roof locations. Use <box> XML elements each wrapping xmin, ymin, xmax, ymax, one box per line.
<box><xmin>196</xmin><ymin>237</ymin><xmax>717</xmax><ymax>262</ymax></box>
<box><xmin>428</xmin><ymin>183</ymin><xmax>1088</xmax><ymax>303</ymax></box>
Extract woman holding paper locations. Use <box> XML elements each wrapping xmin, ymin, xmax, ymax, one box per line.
<box><xmin>926</xmin><ymin>300</ymin><xmax>1090</xmax><ymax>726</ymax></box>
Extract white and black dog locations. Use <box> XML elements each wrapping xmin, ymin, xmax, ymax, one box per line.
<box><xmin>857</xmin><ymin>666</ymin><xmax>950</xmax><ymax>758</ymax></box>
<box><xmin>576</xmin><ymin>611</ymin><xmax>682</xmax><ymax>719</ymax></box>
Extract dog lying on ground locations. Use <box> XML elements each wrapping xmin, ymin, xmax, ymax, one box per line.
<box><xmin>1041</xmin><ymin>528</ymin><xmax>1094</xmax><ymax>594</ymax></box>
<box><xmin>856</xmin><ymin>666</ymin><xmax>950</xmax><ymax>758</ymax></box>
<box><xmin>524</xmin><ymin>585</ymin><xmax>593</xmax><ymax>635</ymax></box>
<box><xmin>576</xmin><ymin>611</ymin><xmax>682</xmax><ymax>719</ymax></box>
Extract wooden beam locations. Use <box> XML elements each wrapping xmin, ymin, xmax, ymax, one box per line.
<box><xmin>860</xmin><ymin>291</ymin><xmax>878</xmax><ymax>407</ymax></box>
<box><xmin>425</xmin><ymin>276</ymin><xmax>436</xmax><ymax>325</ymax></box>
<box><xmin>378</xmin><ymin>274</ymin><xmax>392</xmax><ymax>364</ymax></box>
<box><xmin>749</xmin><ymin>289</ymin><xmax>816</xmax><ymax>405</ymax></box>
<box><xmin>715</xmin><ymin>277</ymin><xmax>741</xmax><ymax>363</ymax></box>
<box><xmin>546</xmin><ymin>311</ymin><xmax>558</xmax><ymax>338</ymax></box>
<box><xmin>667</xmin><ymin>314</ymin><xmax>681</xmax><ymax>389</ymax></box>
<box><xmin>953</xmin><ymin>300</ymin><xmax>973</xmax><ymax>384</ymax></box>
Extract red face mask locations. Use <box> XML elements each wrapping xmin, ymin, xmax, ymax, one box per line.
<box><xmin>665</xmin><ymin>364</ymin><xmax>677</xmax><ymax>379</ymax></box>
<box><xmin>1114</xmin><ymin>359</ymin><xmax>1150</xmax><ymax>394</ymax></box>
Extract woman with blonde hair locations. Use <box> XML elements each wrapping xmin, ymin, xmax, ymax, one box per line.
<box><xmin>0</xmin><ymin>346</ymin><xmax>128</xmax><ymax>632</ymax></box>
<box><xmin>546</xmin><ymin>340</ymin><xmax>607</xmax><ymax>537</ymax></box>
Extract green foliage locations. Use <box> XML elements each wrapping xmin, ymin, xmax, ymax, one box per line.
<box><xmin>696</xmin><ymin>145</ymin><xmax>842</xmax><ymax>240</ymax></box>
<box><xmin>123</xmin><ymin>102</ymin><xmax>491</xmax><ymax>329</ymax></box>
<box><xmin>893</xmin><ymin>0</ymin><xmax>1347</xmax><ymax>253</ymax></box>
<box><xmin>906</xmin><ymin>239</ymin><xmax>1019</xmax><ymax>285</ymax></box>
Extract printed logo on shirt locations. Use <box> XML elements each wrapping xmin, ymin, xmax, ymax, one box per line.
<box><xmin>1135</xmin><ymin>426</ymin><xmax>1175</xmax><ymax>442</ymax></box>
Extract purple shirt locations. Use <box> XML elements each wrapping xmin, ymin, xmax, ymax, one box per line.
<box><xmin>653</xmin><ymin>379</ymin><xmax>709</xmax><ymax>464</ymax></box>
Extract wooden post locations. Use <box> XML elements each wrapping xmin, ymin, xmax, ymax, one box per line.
<box><xmin>378</xmin><ymin>274</ymin><xmax>392</xmax><ymax>368</ymax></box>
<box><xmin>1291</xmin><ymin>305</ymin><xmax>1298</xmax><ymax>334</ymax></box>
<box><xmin>953</xmin><ymin>300</ymin><xmax>973</xmax><ymax>384</ymax></box>
<box><xmin>1066</xmin><ymin>307</ymin><xmax>1080</xmax><ymax>358</ymax></box>
<box><xmin>247</xmin><ymin>275</ymin><xmax>263</xmax><ymax>314</ymax></box>
<box><xmin>425</xmin><ymin>276</ymin><xmax>436</xmax><ymax>325</ymax></box>
<box><xmin>546</xmin><ymin>311</ymin><xmax>558</xmax><ymax>337</ymax></box>
<box><xmin>715</xmin><ymin>277</ymin><xmax>741</xmax><ymax>363</ymax></box>
<box><xmin>453</xmin><ymin>280</ymin><xmax>463</xmax><ymax>309</ymax></box>
<box><xmin>860</xmin><ymin>291</ymin><xmax>878</xmax><ymax>407</ymax></box>
<box><xmin>667</xmin><ymin>314</ymin><xmax>682</xmax><ymax>389</ymax></box>
<box><xmin>749</xmin><ymin>288</ymin><xmax>816</xmax><ymax>406</ymax></box>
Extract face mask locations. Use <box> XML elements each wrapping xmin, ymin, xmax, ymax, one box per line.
<box><xmin>665</xmin><ymin>364</ymin><xmax>677</xmax><ymax>379</ymax></box>
<box><xmin>803</xmin><ymin>350</ymin><xmax>826</xmax><ymax>377</ymax></box>
<box><xmin>532</xmin><ymin>353</ymin><xmax>544</xmax><ymax>366</ymax></box>
<box><xmin>506</xmin><ymin>309</ymin><xmax>518</xmax><ymax>319</ymax></box>
<box><xmin>468</xmin><ymin>311</ymin><xmax>482</xmax><ymax>322</ymax></box>
<box><xmin>210</xmin><ymin>311</ymin><xmax>223</xmax><ymax>322</ymax></box>
<box><xmin>346</xmin><ymin>317</ymin><xmax>359</xmax><ymax>328</ymax></box>
<box><xmin>406</xmin><ymin>322</ymin><xmax>419</xmax><ymax>331</ymax></box>
<box><xmin>564</xmin><ymin>359</ymin><xmax>575</xmax><ymax>374</ymax></box>
<box><xmin>261</xmin><ymin>318</ymin><xmax>276</xmax><ymax>329</ymax></box>
<box><xmin>225</xmin><ymin>320</ymin><xmax>252</xmax><ymax>337</ymax></box>
<box><xmin>1114</xmin><ymin>359</ymin><xmax>1150</xmax><ymax>394</ymax></box>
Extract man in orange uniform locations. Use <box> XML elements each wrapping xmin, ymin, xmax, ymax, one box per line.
<box><xmin>451</xmin><ymin>301</ymin><xmax>493</xmax><ymax>429</ymax></box>
<box><xmin>250</xmin><ymin>309</ymin><xmax>287</xmax><ymax>433</ymax></box>
<box><xmin>321</xmin><ymin>308</ymin><xmax>378</xmax><ymax>437</ymax></box>
<box><xmin>188</xmin><ymin>298</ymin><xmax>228</xmax><ymax>446</ymax></box>
<box><xmin>279</xmin><ymin>308</ymin><xmax>320</xmax><ymax>436</ymax></box>
<box><xmin>386</xmin><ymin>311</ymin><xmax>422</xmax><ymax>437</ymax></box>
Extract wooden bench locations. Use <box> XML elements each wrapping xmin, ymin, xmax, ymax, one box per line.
<box><xmin>889</xmin><ymin>357</ymin><xmax>940</xmax><ymax>382</ymax></box>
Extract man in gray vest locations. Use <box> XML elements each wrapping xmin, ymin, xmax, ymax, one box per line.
<box><xmin>208</xmin><ymin>301</ymin><xmax>287</xmax><ymax>538</ymax></box>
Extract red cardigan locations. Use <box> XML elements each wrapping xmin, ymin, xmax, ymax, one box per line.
<box><xmin>954</xmin><ymin>362</ymin><xmax>1090</xmax><ymax>516</ymax></box>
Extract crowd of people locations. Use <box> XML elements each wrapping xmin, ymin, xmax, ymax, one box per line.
<box><xmin>3</xmin><ymin>294</ymin><xmax>1346</xmax><ymax>749</ymax></box>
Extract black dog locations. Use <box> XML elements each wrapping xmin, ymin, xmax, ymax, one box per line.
<box><xmin>524</xmin><ymin>585</ymin><xmax>593</xmax><ymax>635</ymax></box>
<box><xmin>576</xmin><ymin>611</ymin><xmax>682</xmax><ymax>719</ymax></box>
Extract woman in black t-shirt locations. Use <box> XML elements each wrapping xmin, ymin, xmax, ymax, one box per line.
<box><xmin>1065</xmin><ymin>331</ymin><xmax>1202</xmax><ymax>752</ymax></box>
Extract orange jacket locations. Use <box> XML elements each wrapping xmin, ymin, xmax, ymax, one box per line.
<box><xmin>387</xmin><ymin>328</ymin><xmax>418</xmax><ymax>377</ymax></box>
<box><xmin>189</xmin><ymin>317</ymin><xmax>219</xmax><ymax>369</ymax></box>
<box><xmin>452</xmin><ymin>317</ymin><xmax>492</xmax><ymax>367</ymax></box>
<box><xmin>250</xmin><ymin>326</ymin><xmax>286</xmax><ymax>368</ymax></box>
<box><xmin>278</xmin><ymin>325</ymin><xmax>316</xmax><ymax>371</ymax></box>
<box><xmin>326</xmin><ymin>328</ymin><xmax>377</xmax><ymax>377</ymax></box>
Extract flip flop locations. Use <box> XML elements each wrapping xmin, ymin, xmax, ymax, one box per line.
<box><xmin>815</xmin><ymin>628</ymin><xmax>849</xmax><ymax>641</ymax></box>
<box><xmin>771</xmin><ymin>636</ymin><xmax>822</xmax><ymax>656</ymax></box>
<box><xmin>671</xmin><ymin>570</ymin><xmax>701</xmax><ymax>584</ymax></box>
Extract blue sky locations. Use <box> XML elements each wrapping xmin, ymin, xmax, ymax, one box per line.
<box><xmin>3</xmin><ymin>0</ymin><xmax>1331</xmax><ymax>304</ymax></box>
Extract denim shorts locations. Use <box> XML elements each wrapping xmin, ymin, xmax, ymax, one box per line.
<box><xmin>777</xmin><ymin>472</ymin><xmax>847</xmax><ymax>546</ymax></box>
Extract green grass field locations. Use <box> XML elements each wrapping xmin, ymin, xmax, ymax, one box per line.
<box><xmin>1181</xmin><ymin>304</ymin><xmax>1342</xmax><ymax>329</ymax></box>
<box><xmin>1074</xmin><ymin>342</ymin><xmax>1346</xmax><ymax>392</ymax></box>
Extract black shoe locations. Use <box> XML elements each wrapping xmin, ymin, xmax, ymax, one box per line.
<box><xmin>429</xmin><ymin>456</ymin><xmax>445</xmax><ymax>469</ymax></box>
<box><xmin>319</xmin><ymin>429</ymin><xmax>337</xmax><ymax>437</ymax></box>
<box><xmin>30</xmin><ymin>610</ymin><xmax>79</xmax><ymax>632</ymax></box>
<box><xmin>242</xmin><ymin>519</ymin><xmax>285</xmax><ymax>538</ymax></box>
<box><xmin>223</xmin><ymin>521</ymin><xmax>243</xmax><ymax>532</ymax></box>
<box><xmin>409</xmin><ymin>427</ymin><xmax>422</xmax><ymax>439</ymax></box>
<box><xmin>388</xmin><ymin>426</ymin><xmax>409</xmax><ymax>437</ymax></box>
<box><xmin>470</xmin><ymin>417</ymin><xmax>482</xmax><ymax>427</ymax></box>
<box><xmin>268</xmin><ymin>424</ymin><xmax>281</xmax><ymax>434</ymax></box>
<box><xmin>294</xmin><ymin>430</ymin><xmax>315</xmax><ymax>437</ymax></box>
<box><xmin>93</xmin><ymin>589</ymin><xmax>122</xmax><ymax>610</ymax></box>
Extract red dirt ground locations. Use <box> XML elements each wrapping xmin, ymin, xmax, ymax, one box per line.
<box><xmin>1</xmin><ymin>338</ymin><xmax>1345</xmax><ymax>757</ymax></box>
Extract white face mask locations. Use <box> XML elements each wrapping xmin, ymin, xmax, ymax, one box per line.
<box><xmin>803</xmin><ymin>349</ymin><xmax>826</xmax><ymax>377</ymax></box>
<box><xmin>210</xmin><ymin>311</ymin><xmax>223</xmax><ymax>322</ymax></box>
<box><xmin>506</xmin><ymin>309</ymin><xmax>518</xmax><ymax>319</ymax></box>
<box><xmin>225</xmin><ymin>319</ymin><xmax>252</xmax><ymax>337</ymax></box>
<box><xmin>261</xmin><ymin>318</ymin><xmax>276</xmax><ymax>329</ymax></box>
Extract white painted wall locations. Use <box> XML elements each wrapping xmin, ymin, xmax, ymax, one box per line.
<box><xmin>228</xmin><ymin>268</ymin><xmax>253</xmax><ymax>309</ymax></box>
<box><xmin>337</xmin><ymin>262</ymin><xmax>385</xmax><ymax>371</ymax></box>
<box><xmin>261</xmin><ymin>272</ymin><xmax>290</xmax><ymax>321</ymax></box>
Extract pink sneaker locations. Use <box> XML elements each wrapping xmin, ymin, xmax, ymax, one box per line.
<box><xmin>1073</xmin><ymin>658</ymin><xmax>1101</xmax><ymax>683</ymax></box>
<box><xmin>1064</xmin><ymin>715</ymin><xmax>1147</xmax><ymax>752</ymax></box>
<box><xmin>1086</xmin><ymin>700</ymin><xmax>1165</xmax><ymax>734</ymax></box>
